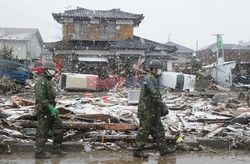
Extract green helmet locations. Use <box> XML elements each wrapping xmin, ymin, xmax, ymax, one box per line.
<box><xmin>44</xmin><ymin>61</ymin><xmax>56</xmax><ymax>70</ymax></box>
<box><xmin>148</xmin><ymin>59</ymin><xmax>162</xmax><ymax>68</ymax></box>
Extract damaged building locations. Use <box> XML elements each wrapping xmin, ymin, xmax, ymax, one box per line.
<box><xmin>165</xmin><ymin>41</ymin><xmax>195</xmax><ymax>71</ymax></box>
<box><xmin>45</xmin><ymin>7</ymin><xmax>177</xmax><ymax>77</ymax></box>
<box><xmin>196</xmin><ymin>43</ymin><xmax>250</xmax><ymax>71</ymax></box>
<box><xmin>196</xmin><ymin>43</ymin><xmax>250</xmax><ymax>80</ymax></box>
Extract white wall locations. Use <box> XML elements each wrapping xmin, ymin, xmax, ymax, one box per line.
<box><xmin>27</xmin><ymin>34</ymin><xmax>42</xmax><ymax>60</ymax></box>
<box><xmin>167</xmin><ymin>60</ymin><xmax>173</xmax><ymax>71</ymax></box>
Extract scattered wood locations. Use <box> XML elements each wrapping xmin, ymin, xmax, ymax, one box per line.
<box><xmin>77</xmin><ymin>114</ymin><xmax>111</xmax><ymax>122</ymax></box>
<box><xmin>57</xmin><ymin>107</ymin><xmax>73</xmax><ymax>114</ymax></box>
<box><xmin>12</xmin><ymin>120</ymin><xmax>138</xmax><ymax>131</ymax></box>
<box><xmin>63</xmin><ymin>130</ymin><xmax>87</xmax><ymax>142</ymax></box>
<box><xmin>101</xmin><ymin>130</ymin><xmax>106</xmax><ymax>143</ymax></box>
<box><xmin>60</xmin><ymin>115</ymin><xmax>96</xmax><ymax>123</ymax></box>
<box><xmin>10</xmin><ymin>96</ymin><xmax>34</xmax><ymax>107</ymax></box>
<box><xmin>211</xmin><ymin>112</ymin><xmax>233</xmax><ymax>118</ymax></box>
<box><xmin>205</xmin><ymin>124</ymin><xmax>225</xmax><ymax>138</ymax></box>
<box><xmin>84</xmin><ymin>134</ymin><xmax>177</xmax><ymax>144</ymax></box>
<box><xmin>1</xmin><ymin>119</ymin><xmax>22</xmax><ymax>130</ymax></box>
<box><xmin>187</xmin><ymin>118</ymin><xmax>232</xmax><ymax>124</ymax></box>
<box><xmin>209</xmin><ymin>85</ymin><xmax>230</xmax><ymax>92</ymax></box>
<box><xmin>179</xmin><ymin>116</ymin><xmax>189</xmax><ymax>129</ymax></box>
<box><xmin>0</xmin><ymin>110</ymin><xmax>9</xmax><ymax>119</ymax></box>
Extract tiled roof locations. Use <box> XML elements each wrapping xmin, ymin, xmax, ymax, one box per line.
<box><xmin>166</xmin><ymin>41</ymin><xmax>194</xmax><ymax>53</ymax></box>
<box><xmin>197</xmin><ymin>43</ymin><xmax>247</xmax><ymax>51</ymax></box>
<box><xmin>53</xmin><ymin>7</ymin><xmax>144</xmax><ymax>26</ymax></box>
<box><xmin>45</xmin><ymin>36</ymin><xmax>177</xmax><ymax>53</ymax></box>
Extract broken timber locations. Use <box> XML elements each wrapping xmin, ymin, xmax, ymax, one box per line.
<box><xmin>84</xmin><ymin>134</ymin><xmax>177</xmax><ymax>144</ymax></box>
<box><xmin>12</xmin><ymin>120</ymin><xmax>138</xmax><ymax>131</ymax></box>
<box><xmin>187</xmin><ymin>118</ymin><xmax>232</xmax><ymax>124</ymax></box>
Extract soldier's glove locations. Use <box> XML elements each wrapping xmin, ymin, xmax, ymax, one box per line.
<box><xmin>48</xmin><ymin>105</ymin><xmax>59</xmax><ymax>117</ymax></box>
<box><xmin>162</xmin><ymin>104</ymin><xmax>169</xmax><ymax>116</ymax></box>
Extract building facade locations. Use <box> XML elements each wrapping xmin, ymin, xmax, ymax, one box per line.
<box><xmin>0</xmin><ymin>27</ymin><xmax>43</xmax><ymax>63</ymax></box>
<box><xmin>196</xmin><ymin>43</ymin><xmax>250</xmax><ymax>65</ymax></box>
<box><xmin>46</xmin><ymin>8</ymin><xmax>177</xmax><ymax>76</ymax></box>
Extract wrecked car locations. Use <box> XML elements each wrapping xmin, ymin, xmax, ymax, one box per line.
<box><xmin>0</xmin><ymin>59</ymin><xmax>33</xmax><ymax>84</ymax></box>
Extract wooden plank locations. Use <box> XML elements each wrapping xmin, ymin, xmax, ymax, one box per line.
<box><xmin>63</xmin><ymin>23</ymin><xmax>75</xmax><ymax>41</ymax></box>
<box><xmin>116</xmin><ymin>24</ymin><xmax>133</xmax><ymax>41</ymax></box>
<box><xmin>13</xmin><ymin>120</ymin><xmax>138</xmax><ymax>131</ymax></box>
<box><xmin>77</xmin><ymin>114</ymin><xmax>111</xmax><ymax>122</ymax></box>
<box><xmin>89</xmin><ymin>24</ymin><xmax>101</xmax><ymax>41</ymax></box>
<box><xmin>84</xmin><ymin>134</ymin><xmax>177</xmax><ymax>144</ymax></box>
<box><xmin>211</xmin><ymin>112</ymin><xmax>233</xmax><ymax>118</ymax></box>
<box><xmin>205</xmin><ymin>124</ymin><xmax>225</xmax><ymax>138</ymax></box>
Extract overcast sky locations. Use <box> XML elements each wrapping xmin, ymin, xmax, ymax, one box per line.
<box><xmin>1</xmin><ymin>0</ymin><xmax>250</xmax><ymax>50</ymax></box>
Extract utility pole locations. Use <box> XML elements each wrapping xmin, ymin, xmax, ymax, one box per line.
<box><xmin>168</xmin><ymin>31</ymin><xmax>171</xmax><ymax>41</ymax></box>
<box><xmin>212</xmin><ymin>34</ymin><xmax>224</xmax><ymax>81</ymax></box>
<box><xmin>196</xmin><ymin>40</ymin><xmax>199</xmax><ymax>51</ymax></box>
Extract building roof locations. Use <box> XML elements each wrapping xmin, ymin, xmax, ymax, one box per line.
<box><xmin>52</xmin><ymin>7</ymin><xmax>144</xmax><ymax>26</ymax></box>
<box><xmin>0</xmin><ymin>27</ymin><xmax>43</xmax><ymax>43</ymax></box>
<box><xmin>165</xmin><ymin>41</ymin><xmax>194</xmax><ymax>53</ymax></box>
<box><xmin>197</xmin><ymin>43</ymin><xmax>250</xmax><ymax>51</ymax></box>
<box><xmin>45</xmin><ymin>36</ymin><xmax>177</xmax><ymax>53</ymax></box>
<box><xmin>240</xmin><ymin>40</ymin><xmax>250</xmax><ymax>46</ymax></box>
<box><xmin>44</xmin><ymin>40</ymin><xmax>110</xmax><ymax>51</ymax></box>
<box><xmin>110</xmin><ymin>36</ymin><xmax>177</xmax><ymax>52</ymax></box>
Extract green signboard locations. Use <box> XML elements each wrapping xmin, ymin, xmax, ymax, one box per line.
<box><xmin>217</xmin><ymin>35</ymin><xmax>223</xmax><ymax>48</ymax></box>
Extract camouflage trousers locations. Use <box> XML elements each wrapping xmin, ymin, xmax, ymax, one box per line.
<box><xmin>135</xmin><ymin>117</ymin><xmax>167</xmax><ymax>153</ymax></box>
<box><xmin>35</xmin><ymin>113</ymin><xmax>64</xmax><ymax>154</ymax></box>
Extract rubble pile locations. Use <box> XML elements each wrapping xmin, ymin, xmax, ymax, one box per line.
<box><xmin>0</xmin><ymin>77</ymin><xmax>20</xmax><ymax>94</ymax></box>
<box><xmin>0</xmin><ymin>77</ymin><xmax>35</xmax><ymax>95</ymax></box>
<box><xmin>0</xmin><ymin>87</ymin><xmax>250</xmax><ymax>152</ymax></box>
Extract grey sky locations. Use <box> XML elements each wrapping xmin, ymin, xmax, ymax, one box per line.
<box><xmin>0</xmin><ymin>0</ymin><xmax>249</xmax><ymax>50</ymax></box>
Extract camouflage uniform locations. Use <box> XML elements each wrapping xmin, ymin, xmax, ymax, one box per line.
<box><xmin>34</xmin><ymin>73</ymin><xmax>63</xmax><ymax>154</ymax></box>
<box><xmin>135</xmin><ymin>72</ymin><xmax>167</xmax><ymax>154</ymax></box>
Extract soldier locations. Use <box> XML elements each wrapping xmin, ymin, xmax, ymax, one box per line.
<box><xmin>34</xmin><ymin>61</ymin><xmax>67</xmax><ymax>159</ymax></box>
<box><xmin>133</xmin><ymin>59</ymin><xmax>175</xmax><ymax>158</ymax></box>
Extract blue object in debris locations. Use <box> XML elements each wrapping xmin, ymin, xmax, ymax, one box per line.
<box><xmin>0</xmin><ymin>59</ymin><xmax>34</xmax><ymax>84</ymax></box>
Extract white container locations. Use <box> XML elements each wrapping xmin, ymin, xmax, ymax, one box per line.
<box><xmin>128</xmin><ymin>90</ymin><xmax>141</xmax><ymax>104</ymax></box>
<box><xmin>60</xmin><ymin>73</ymin><xmax>98</xmax><ymax>90</ymax></box>
<box><xmin>203</xmin><ymin>60</ymin><xmax>236</xmax><ymax>88</ymax></box>
<box><xmin>161</xmin><ymin>72</ymin><xmax>196</xmax><ymax>92</ymax></box>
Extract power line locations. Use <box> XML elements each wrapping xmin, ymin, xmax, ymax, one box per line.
<box><xmin>0</xmin><ymin>4</ymin><xmax>62</xmax><ymax>41</ymax></box>
<box><xmin>0</xmin><ymin>4</ymin><xmax>61</xmax><ymax>30</ymax></box>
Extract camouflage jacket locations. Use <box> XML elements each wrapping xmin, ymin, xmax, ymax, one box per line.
<box><xmin>35</xmin><ymin>73</ymin><xmax>56</xmax><ymax>114</ymax></box>
<box><xmin>137</xmin><ymin>72</ymin><xmax>165</xmax><ymax>119</ymax></box>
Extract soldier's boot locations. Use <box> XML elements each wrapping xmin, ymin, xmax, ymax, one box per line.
<box><xmin>133</xmin><ymin>150</ymin><xmax>149</xmax><ymax>159</ymax></box>
<box><xmin>35</xmin><ymin>146</ymin><xmax>50</xmax><ymax>159</ymax></box>
<box><xmin>159</xmin><ymin>147</ymin><xmax>176</xmax><ymax>156</ymax></box>
<box><xmin>35</xmin><ymin>151</ymin><xmax>50</xmax><ymax>159</ymax></box>
<box><xmin>51</xmin><ymin>148</ymin><xmax>67</xmax><ymax>156</ymax></box>
<box><xmin>51</xmin><ymin>144</ymin><xmax>67</xmax><ymax>156</ymax></box>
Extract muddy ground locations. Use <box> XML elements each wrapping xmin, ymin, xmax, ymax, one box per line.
<box><xmin>0</xmin><ymin>150</ymin><xmax>250</xmax><ymax>164</ymax></box>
